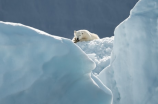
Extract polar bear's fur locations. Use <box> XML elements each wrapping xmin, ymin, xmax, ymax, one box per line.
<box><xmin>72</xmin><ymin>30</ymin><xmax>99</xmax><ymax>43</ymax></box>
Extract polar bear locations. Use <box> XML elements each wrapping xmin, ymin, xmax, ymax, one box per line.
<box><xmin>72</xmin><ymin>30</ymin><xmax>99</xmax><ymax>43</ymax></box>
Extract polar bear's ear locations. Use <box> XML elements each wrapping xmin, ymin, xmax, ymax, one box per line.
<box><xmin>74</xmin><ymin>30</ymin><xmax>77</xmax><ymax>36</ymax></box>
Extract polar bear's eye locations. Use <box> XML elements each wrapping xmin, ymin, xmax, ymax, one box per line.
<box><xmin>82</xmin><ymin>33</ymin><xmax>83</xmax><ymax>34</ymax></box>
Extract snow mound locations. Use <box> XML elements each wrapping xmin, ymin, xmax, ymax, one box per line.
<box><xmin>99</xmin><ymin>0</ymin><xmax>158</xmax><ymax>104</ymax></box>
<box><xmin>0</xmin><ymin>21</ymin><xmax>112</xmax><ymax>104</ymax></box>
<box><xmin>76</xmin><ymin>37</ymin><xmax>114</xmax><ymax>74</ymax></box>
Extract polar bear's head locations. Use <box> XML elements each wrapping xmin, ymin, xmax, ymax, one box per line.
<box><xmin>74</xmin><ymin>30</ymin><xmax>91</xmax><ymax>42</ymax></box>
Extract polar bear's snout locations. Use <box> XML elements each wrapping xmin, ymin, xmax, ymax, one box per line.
<box><xmin>76</xmin><ymin>38</ymin><xmax>79</xmax><ymax>41</ymax></box>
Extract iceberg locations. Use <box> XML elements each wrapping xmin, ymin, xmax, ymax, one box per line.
<box><xmin>99</xmin><ymin>0</ymin><xmax>158</xmax><ymax>104</ymax></box>
<box><xmin>0</xmin><ymin>21</ymin><xmax>112</xmax><ymax>104</ymax></box>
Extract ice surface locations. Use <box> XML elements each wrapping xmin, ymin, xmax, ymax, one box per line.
<box><xmin>76</xmin><ymin>37</ymin><xmax>114</xmax><ymax>74</ymax></box>
<box><xmin>99</xmin><ymin>0</ymin><xmax>158</xmax><ymax>104</ymax></box>
<box><xmin>0</xmin><ymin>21</ymin><xmax>112</xmax><ymax>104</ymax></box>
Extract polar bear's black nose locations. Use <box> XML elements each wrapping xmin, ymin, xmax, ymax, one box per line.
<box><xmin>77</xmin><ymin>38</ymin><xmax>79</xmax><ymax>41</ymax></box>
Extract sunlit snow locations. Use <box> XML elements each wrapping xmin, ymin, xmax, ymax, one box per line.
<box><xmin>76</xmin><ymin>37</ymin><xmax>114</xmax><ymax>74</ymax></box>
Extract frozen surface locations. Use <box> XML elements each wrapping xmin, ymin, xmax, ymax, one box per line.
<box><xmin>76</xmin><ymin>37</ymin><xmax>114</xmax><ymax>74</ymax></box>
<box><xmin>99</xmin><ymin>0</ymin><xmax>158</xmax><ymax>104</ymax></box>
<box><xmin>0</xmin><ymin>21</ymin><xmax>112</xmax><ymax>104</ymax></box>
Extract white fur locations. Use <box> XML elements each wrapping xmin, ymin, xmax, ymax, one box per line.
<box><xmin>72</xmin><ymin>30</ymin><xmax>99</xmax><ymax>43</ymax></box>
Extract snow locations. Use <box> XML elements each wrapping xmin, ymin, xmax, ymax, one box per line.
<box><xmin>0</xmin><ymin>21</ymin><xmax>112</xmax><ymax>104</ymax></box>
<box><xmin>98</xmin><ymin>0</ymin><xmax>158</xmax><ymax>104</ymax></box>
<box><xmin>76</xmin><ymin>37</ymin><xmax>114</xmax><ymax>74</ymax></box>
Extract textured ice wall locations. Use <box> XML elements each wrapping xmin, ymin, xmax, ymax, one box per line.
<box><xmin>99</xmin><ymin>0</ymin><xmax>158</xmax><ymax>104</ymax></box>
